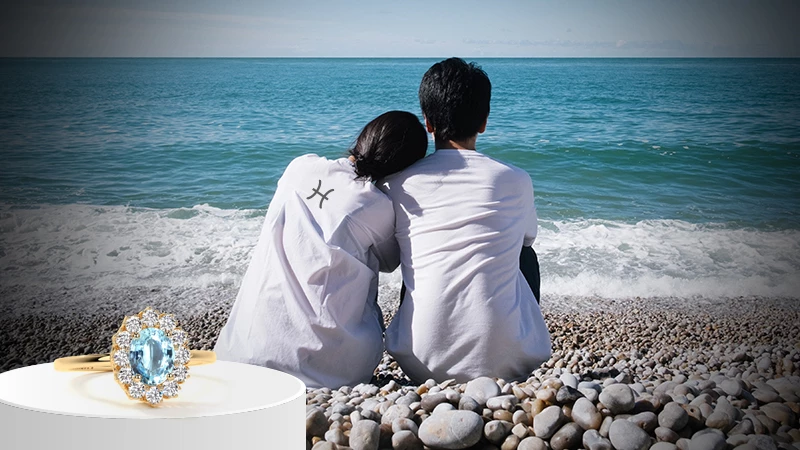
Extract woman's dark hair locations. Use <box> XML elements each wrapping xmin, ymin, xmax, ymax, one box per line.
<box><xmin>348</xmin><ymin>111</ymin><xmax>428</xmax><ymax>181</ymax></box>
<box><xmin>418</xmin><ymin>57</ymin><xmax>491</xmax><ymax>143</ymax></box>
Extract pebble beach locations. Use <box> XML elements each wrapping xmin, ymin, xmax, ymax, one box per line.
<box><xmin>1</xmin><ymin>286</ymin><xmax>799</xmax><ymax>450</ymax></box>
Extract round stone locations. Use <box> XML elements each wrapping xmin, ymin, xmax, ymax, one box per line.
<box><xmin>323</xmin><ymin>428</ymin><xmax>347</xmax><ymax>447</ymax></box>
<box><xmin>536</xmin><ymin>388</ymin><xmax>557</xmax><ymax>403</ymax></box>
<box><xmin>533</xmin><ymin>405</ymin><xmax>564</xmax><ymax>439</ymax></box>
<box><xmin>113</xmin><ymin>350</ymin><xmax>129</xmax><ymax>367</ymax></box>
<box><xmin>687</xmin><ymin>429</ymin><xmax>726</xmax><ymax>450</ymax></box>
<box><xmin>115</xmin><ymin>331</ymin><xmax>131</xmax><ymax>348</ymax></box>
<box><xmin>518</xmin><ymin>436</ymin><xmax>548</xmax><ymax>450</ymax></box>
<box><xmin>420</xmin><ymin>392</ymin><xmax>448</xmax><ymax>412</ymax></box>
<box><xmin>560</xmin><ymin>373</ymin><xmax>579</xmax><ymax>389</ymax></box>
<box><xmin>129</xmin><ymin>382</ymin><xmax>145</xmax><ymax>399</ymax></box>
<box><xmin>556</xmin><ymin>385</ymin><xmax>582</xmax><ymax>403</ymax></box>
<box><xmin>582</xmin><ymin>429</ymin><xmax>613</xmax><ymax>450</ymax></box>
<box><xmin>125</xmin><ymin>316</ymin><xmax>141</xmax><ymax>334</ymax></box>
<box><xmin>729</xmin><ymin>417</ymin><xmax>756</xmax><ymax>435</ymax></box>
<box><xmin>392</xmin><ymin>418</ymin><xmax>419</xmax><ymax>435</ymax></box>
<box><xmin>382</xmin><ymin>404</ymin><xmax>414</xmax><ymax>424</ymax></box>
<box><xmin>175</xmin><ymin>347</ymin><xmax>191</xmax><ymax>365</ymax></box>
<box><xmin>658</xmin><ymin>402</ymin><xmax>689</xmax><ymax>431</ymax></box>
<box><xmin>129</xmin><ymin>327</ymin><xmax>175</xmax><ymax>385</ymax></box>
<box><xmin>628</xmin><ymin>411</ymin><xmax>658</xmax><ymax>433</ymax></box>
<box><xmin>719</xmin><ymin>379</ymin><xmax>742</xmax><ymax>397</ymax></box>
<box><xmin>117</xmin><ymin>367</ymin><xmax>133</xmax><ymax>385</ymax></box>
<box><xmin>159</xmin><ymin>314</ymin><xmax>176</xmax><ymax>332</ymax></box>
<box><xmin>572</xmin><ymin>397</ymin><xmax>603</xmax><ymax>430</ymax></box>
<box><xmin>171</xmin><ymin>329</ymin><xmax>187</xmax><ymax>345</ymax></box>
<box><xmin>608</xmin><ymin>419</ymin><xmax>651</xmax><ymax>450</ymax></box>
<box><xmin>391</xmin><ymin>430</ymin><xmax>421</xmax><ymax>450</ymax></box>
<box><xmin>432</xmin><ymin>402</ymin><xmax>456</xmax><ymax>415</ymax></box>
<box><xmin>600</xmin><ymin>415</ymin><xmax>613</xmax><ymax>437</ymax></box>
<box><xmin>349</xmin><ymin>419</ymin><xmax>380</xmax><ymax>450</ymax></box>
<box><xmin>172</xmin><ymin>365</ymin><xmax>188</xmax><ymax>382</ymax></box>
<box><xmin>464</xmin><ymin>377</ymin><xmax>501</xmax><ymax>406</ymax></box>
<box><xmin>486</xmin><ymin>394</ymin><xmax>518</xmax><ymax>410</ymax></box>
<box><xmin>306</xmin><ymin>408</ymin><xmax>328</xmax><ymax>438</ymax></box>
<box><xmin>458</xmin><ymin>395</ymin><xmax>481</xmax><ymax>414</ymax></box>
<box><xmin>484</xmin><ymin>420</ymin><xmax>513</xmax><ymax>445</ymax></box>
<box><xmin>761</xmin><ymin>402</ymin><xmax>796</xmax><ymax>426</ymax></box>
<box><xmin>704</xmin><ymin>411</ymin><xmax>732</xmax><ymax>431</ymax></box>
<box><xmin>145</xmin><ymin>386</ymin><xmax>163</xmax><ymax>405</ymax></box>
<box><xmin>511</xmin><ymin>422</ymin><xmax>528</xmax><ymax>439</ymax></box>
<box><xmin>142</xmin><ymin>309</ymin><xmax>159</xmax><ymax>327</ymax></box>
<box><xmin>332</xmin><ymin>403</ymin><xmax>355</xmax><ymax>416</ymax></box>
<box><xmin>599</xmin><ymin>384</ymin><xmax>635</xmax><ymax>415</ymax></box>
<box><xmin>654</xmin><ymin>427</ymin><xmax>679</xmax><ymax>443</ymax></box>
<box><xmin>161</xmin><ymin>380</ymin><xmax>179</xmax><ymax>397</ymax></box>
<box><xmin>550</xmin><ymin>422</ymin><xmax>583</xmax><ymax>450</ymax></box>
<box><xmin>752</xmin><ymin>389</ymin><xmax>780</xmax><ymax>403</ymax></box>
<box><xmin>727</xmin><ymin>435</ymin><xmax>750</xmax><ymax>447</ymax></box>
<box><xmin>748</xmin><ymin>435</ymin><xmax>781</xmax><ymax>449</ymax></box>
<box><xmin>650</xmin><ymin>443</ymin><xmax>677</xmax><ymax>450</ymax></box>
<box><xmin>418</xmin><ymin>410</ymin><xmax>483</xmax><ymax>449</ymax></box>
<box><xmin>713</xmin><ymin>397</ymin><xmax>738</xmax><ymax>422</ymax></box>
<box><xmin>579</xmin><ymin>387</ymin><xmax>600</xmax><ymax>402</ymax></box>
<box><xmin>312</xmin><ymin>442</ymin><xmax>337</xmax><ymax>450</ymax></box>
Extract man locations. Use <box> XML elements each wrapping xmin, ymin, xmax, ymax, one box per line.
<box><xmin>380</xmin><ymin>57</ymin><xmax>551</xmax><ymax>383</ymax></box>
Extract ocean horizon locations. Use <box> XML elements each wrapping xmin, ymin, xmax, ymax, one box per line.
<box><xmin>1</xmin><ymin>58</ymin><xmax>798</xmax><ymax>300</ymax></box>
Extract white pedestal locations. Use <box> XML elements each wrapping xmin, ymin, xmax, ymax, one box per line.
<box><xmin>0</xmin><ymin>361</ymin><xmax>307</xmax><ymax>449</ymax></box>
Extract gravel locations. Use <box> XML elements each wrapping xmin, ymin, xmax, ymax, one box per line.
<box><xmin>2</xmin><ymin>285</ymin><xmax>799</xmax><ymax>450</ymax></box>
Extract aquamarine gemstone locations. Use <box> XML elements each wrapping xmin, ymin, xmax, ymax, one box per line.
<box><xmin>129</xmin><ymin>328</ymin><xmax>174</xmax><ymax>385</ymax></box>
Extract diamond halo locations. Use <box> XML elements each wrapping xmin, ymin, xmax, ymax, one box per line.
<box><xmin>111</xmin><ymin>307</ymin><xmax>191</xmax><ymax>406</ymax></box>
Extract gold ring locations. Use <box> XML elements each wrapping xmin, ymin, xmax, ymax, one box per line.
<box><xmin>54</xmin><ymin>307</ymin><xmax>216</xmax><ymax>406</ymax></box>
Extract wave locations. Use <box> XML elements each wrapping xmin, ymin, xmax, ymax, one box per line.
<box><xmin>1</xmin><ymin>204</ymin><xmax>798</xmax><ymax>299</ymax></box>
<box><xmin>0</xmin><ymin>204</ymin><xmax>265</xmax><ymax>289</ymax></box>
<box><xmin>535</xmin><ymin>219</ymin><xmax>800</xmax><ymax>298</ymax></box>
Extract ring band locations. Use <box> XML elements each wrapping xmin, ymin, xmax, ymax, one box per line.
<box><xmin>54</xmin><ymin>350</ymin><xmax>216</xmax><ymax>372</ymax></box>
<box><xmin>54</xmin><ymin>307</ymin><xmax>216</xmax><ymax>406</ymax></box>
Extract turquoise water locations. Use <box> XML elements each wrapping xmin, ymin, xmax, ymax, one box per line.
<box><xmin>1</xmin><ymin>58</ymin><xmax>799</xmax><ymax>298</ymax></box>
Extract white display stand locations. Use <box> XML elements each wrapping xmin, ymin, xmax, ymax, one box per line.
<box><xmin>0</xmin><ymin>361</ymin><xmax>306</xmax><ymax>449</ymax></box>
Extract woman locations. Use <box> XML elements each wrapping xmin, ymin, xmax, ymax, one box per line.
<box><xmin>214</xmin><ymin>111</ymin><xmax>428</xmax><ymax>388</ymax></box>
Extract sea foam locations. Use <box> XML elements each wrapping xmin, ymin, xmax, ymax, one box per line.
<box><xmin>1</xmin><ymin>204</ymin><xmax>798</xmax><ymax>299</ymax></box>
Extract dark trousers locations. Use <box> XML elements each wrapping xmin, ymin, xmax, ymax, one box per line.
<box><xmin>520</xmin><ymin>246</ymin><xmax>541</xmax><ymax>303</ymax></box>
<box><xmin>399</xmin><ymin>246</ymin><xmax>541</xmax><ymax>305</ymax></box>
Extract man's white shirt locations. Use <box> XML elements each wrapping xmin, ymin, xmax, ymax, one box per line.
<box><xmin>380</xmin><ymin>149</ymin><xmax>551</xmax><ymax>383</ymax></box>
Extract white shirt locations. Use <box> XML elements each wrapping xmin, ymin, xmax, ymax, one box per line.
<box><xmin>214</xmin><ymin>155</ymin><xmax>398</xmax><ymax>389</ymax></box>
<box><xmin>380</xmin><ymin>149</ymin><xmax>551</xmax><ymax>383</ymax></box>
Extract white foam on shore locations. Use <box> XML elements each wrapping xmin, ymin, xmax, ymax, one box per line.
<box><xmin>1</xmin><ymin>204</ymin><xmax>798</xmax><ymax>299</ymax></box>
<box><xmin>0</xmin><ymin>204</ymin><xmax>263</xmax><ymax>289</ymax></box>
<box><xmin>536</xmin><ymin>219</ymin><xmax>800</xmax><ymax>298</ymax></box>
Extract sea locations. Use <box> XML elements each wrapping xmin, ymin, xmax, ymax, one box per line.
<box><xmin>1</xmin><ymin>58</ymin><xmax>799</xmax><ymax>300</ymax></box>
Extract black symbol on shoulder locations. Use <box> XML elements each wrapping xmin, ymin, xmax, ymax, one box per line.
<box><xmin>306</xmin><ymin>179</ymin><xmax>334</xmax><ymax>209</ymax></box>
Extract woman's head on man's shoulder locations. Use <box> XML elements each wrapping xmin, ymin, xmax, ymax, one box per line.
<box><xmin>349</xmin><ymin>110</ymin><xmax>427</xmax><ymax>182</ymax></box>
<box><xmin>347</xmin><ymin>57</ymin><xmax>490</xmax><ymax>182</ymax></box>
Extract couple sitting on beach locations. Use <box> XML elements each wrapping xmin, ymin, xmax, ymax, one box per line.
<box><xmin>214</xmin><ymin>58</ymin><xmax>552</xmax><ymax>389</ymax></box>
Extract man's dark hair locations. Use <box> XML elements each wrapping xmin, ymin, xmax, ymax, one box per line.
<box><xmin>419</xmin><ymin>57</ymin><xmax>491</xmax><ymax>143</ymax></box>
<box><xmin>348</xmin><ymin>110</ymin><xmax>427</xmax><ymax>181</ymax></box>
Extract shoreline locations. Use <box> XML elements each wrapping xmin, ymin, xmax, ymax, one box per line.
<box><xmin>1</xmin><ymin>285</ymin><xmax>798</xmax><ymax>449</ymax></box>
